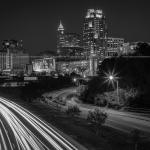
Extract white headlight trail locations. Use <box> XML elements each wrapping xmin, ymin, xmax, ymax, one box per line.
<box><xmin>0</xmin><ymin>97</ymin><xmax>78</xmax><ymax>150</ymax></box>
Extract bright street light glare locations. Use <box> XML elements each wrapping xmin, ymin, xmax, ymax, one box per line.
<box><xmin>73</xmin><ymin>78</ymin><xmax>77</xmax><ymax>82</ymax></box>
<box><xmin>103</xmin><ymin>69</ymin><xmax>119</xmax><ymax>88</ymax></box>
<box><xmin>83</xmin><ymin>74</ymin><xmax>86</xmax><ymax>78</ymax></box>
<box><xmin>109</xmin><ymin>75</ymin><xmax>114</xmax><ymax>80</ymax></box>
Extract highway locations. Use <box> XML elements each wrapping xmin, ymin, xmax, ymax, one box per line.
<box><xmin>0</xmin><ymin>97</ymin><xmax>84</xmax><ymax>150</ymax></box>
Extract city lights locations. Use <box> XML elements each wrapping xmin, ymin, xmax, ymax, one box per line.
<box><xmin>104</xmin><ymin>69</ymin><xmax>118</xmax><ymax>85</ymax></box>
<box><xmin>73</xmin><ymin>78</ymin><xmax>77</xmax><ymax>82</ymax></box>
<box><xmin>0</xmin><ymin>2</ymin><xmax>150</xmax><ymax>150</ymax></box>
<box><xmin>109</xmin><ymin>75</ymin><xmax>114</xmax><ymax>80</ymax></box>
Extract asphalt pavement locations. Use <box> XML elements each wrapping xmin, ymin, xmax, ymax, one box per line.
<box><xmin>0</xmin><ymin>97</ymin><xmax>87</xmax><ymax>150</ymax></box>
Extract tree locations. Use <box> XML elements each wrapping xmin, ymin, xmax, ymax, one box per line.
<box><xmin>104</xmin><ymin>88</ymin><xmax>138</xmax><ymax>108</ymax></box>
<box><xmin>65</xmin><ymin>105</ymin><xmax>81</xmax><ymax>117</ymax></box>
<box><xmin>94</xmin><ymin>94</ymin><xmax>107</xmax><ymax>107</ymax></box>
<box><xmin>79</xmin><ymin>76</ymin><xmax>108</xmax><ymax>104</ymax></box>
<box><xmin>87</xmin><ymin>108</ymin><xmax>107</xmax><ymax>136</ymax></box>
<box><xmin>135</xmin><ymin>42</ymin><xmax>150</xmax><ymax>56</ymax></box>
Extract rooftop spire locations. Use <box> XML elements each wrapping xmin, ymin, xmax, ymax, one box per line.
<box><xmin>58</xmin><ymin>20</ymin><xmax>64</xmax><ymax>31</ymax></box>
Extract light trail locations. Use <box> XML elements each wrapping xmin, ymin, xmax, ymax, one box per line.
<box><xmin>0</xmin><ymin>97</ymin><xmax>80</xmax><ymax>150</ymax></box>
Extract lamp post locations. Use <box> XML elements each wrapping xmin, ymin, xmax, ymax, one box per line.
<box><xmin>109</xmin><ymin>75</ymin><xmax>119</xmax><ymax>105</ymax></box>
<box><xmin>116</xmin><ymin>80</ymin><xmax>119</xmax><ymax>105</ymax></box>
<box><xmin>73</xmin><ymin>78</ymin><xmax>80</xmax><ymax>93</ymax></box>
<box><xmin>73</xmin><ymin>78</ymin><xmax>77</xmax><ymax>83</ymax></box>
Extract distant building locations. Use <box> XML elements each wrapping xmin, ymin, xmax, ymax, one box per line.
<box><xmin>106</xmin><ymin>37</ymin><xmax>124</xmax><ymax>57</ymax></box>
<box><xmin>83</xmin><ymin>9</ymin><xmax>107</xmax><ymax>58</ymax></box>
<box><xmin>57</xmin><ymin>21</ymin><xmax>84</xmax><ymax>56</ymax></box>
<box><xmin>0</xmin><ymin>39</ymin><xmax>29</xmax><ymax>75</ymax></box>
<box><xmin>64</xmin><ymin>33</ymin><xmax>81</xmax><ymax>47</ymax></box>
<box><xmin>11</xmin><ymin>51</ymin><xmax>29</xmax><ymax>74</ymax></box>
<box><xmin>56</xmin><ymin>59</ymin><xmax>89</xmax><ymax>76</ymax></box>
<box><xmin>25</xmin><ymin>64</ymin><xmax>33</xmax><ymax>75</ymax></box>
<box><xmin>0</xmin><ymin>50</ymin><xmax>7</xmax><ymax>72</ymax></box>
<box><xmin>32</xmin><ymin>57</ymin><xmax>56</xmax><ymax>74</ymax></box>
<box><xmin>2</xmin><ymin>39</ymin><xmax>23</xmax><ymax>50</ymax></box>
<box><xmin>119</xmin><ymin>42</ymin><xmax>137</xmax><ymax>55</ymax></box>
<box><xmin>57</xmin><ymin>21</ymin><xmax>65</xmax><ymax>55</ymax></box>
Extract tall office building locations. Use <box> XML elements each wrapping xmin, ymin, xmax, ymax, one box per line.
<box><xmin>57</xmin><ymin>21</ymin><xmax>83</xmax><ymax>56</ymax></box>
<box><xmin>57</xmin><ymin>21</ymin><xmax>65</xmax><ymax>55</ymax></box>
<box><xmin>61</xmin><ymin>33</ymin><xmax>83</xmax><ymax>56</ymax></box>
<box><xmin>83</xmin><ymin>9</ymin><xmax>107</xmax><ymax>58</ymax></box>
<box><xmin>64</xmin><ymin>33</ymin><xmax>81</xmax><ymax>48</ymax></box>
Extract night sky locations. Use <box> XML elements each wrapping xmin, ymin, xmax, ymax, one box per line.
<box><xmin>0</xmin><ymin>0</ymin><xmax>150</xmax><ymax>55</ymax></box>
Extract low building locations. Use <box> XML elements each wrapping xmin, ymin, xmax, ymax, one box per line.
<box><xmin>56</xmin><ymin>59</ymin><xmax>89</xmax><ymax>76</ymax></box>
<box><xmin>0</xmin><ymin>50</ymin><xmax>7</xmax><ymax>72</ymax></box>
<box><xmin>0</xmin><ymin>39</ymin><xmax>30</xmax><ymax>75</ymax></box>
<box><xmin>32</xmin><ymin>57</ymin><xmax>56</xmax><ymax>74</ymax></box>
<box><xmin>106</xmin><ymin>37</ymin><xmax>124</xmax><ymax>57</ymax></box>
<box><xmin>11</xmin><ymin>51</ymin><xmax>29</xmax><ymax>75</ymax></box>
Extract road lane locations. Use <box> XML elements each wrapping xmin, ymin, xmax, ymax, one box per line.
<box><xmin>0</xmin><ymin>97</ymin><xmax>83</xmax><ymax>150</ymax></box>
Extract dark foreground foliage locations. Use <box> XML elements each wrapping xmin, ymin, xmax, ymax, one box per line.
<box><xmin>65</xmin><ymin>105</ymin><xmax>81</xmax><ymax>117</ymax></box>
<box><xmin>80</xmin><ymin>43</ymin><xmax>150</xmax><ymax>108</ymax></box>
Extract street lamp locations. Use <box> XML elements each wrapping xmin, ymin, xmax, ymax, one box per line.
<box><xmin>109</xmin><ymin>75</ymin><xmax>114</xmax><ymax>80</ymax></box>
<box><xmin>73</xmin><ymin>78</ymin><xmax>77</xmax><ymax>82</ymax></box>
<box><xmin>108</xmin><ymin>75</ymin><xmax>119</xmax><ymax>105</ymax></box>
<box><xmin>73</xmin><ymin>78</ymin><xmax>80</xmax><ymax>87</ymax></box>
<box><xmin>83</xmin><ymin>74</ymin><xmax>86</xmax><ymax>78</ymax></box>
<box><xmin>73</xmin><ymin>77</ymin><xmax>81</xmax><ymax>94</ymax></box>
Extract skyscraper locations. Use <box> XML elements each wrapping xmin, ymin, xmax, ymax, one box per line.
<box><xmin>57</xmin><ymin>21</ymin><xmax>83</xmax><ymax>56</ymax></box>
<box><xmin>83</xmin><ymin>9</ymin><xmax>107</xmax><ymax>58</ymax></box>
<box><xmin>57</xmin><ymin>21</ymin><xmax>65</xmax><ymax>55</ymax></box>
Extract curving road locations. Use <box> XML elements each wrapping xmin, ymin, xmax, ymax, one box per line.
<box><xmin>44</xmin><ymin>88</ymin><xmax>150</xmax><ymax>140</ymax></box>
<box><xmin>80</xmin><ymin>105</ymin><xmax>150</xmax><ymax>138</ymax></box>
<box><xmin>0</xmin><ymin>97</ymin><xmax>83</xmax><ymax>150</ymax></box>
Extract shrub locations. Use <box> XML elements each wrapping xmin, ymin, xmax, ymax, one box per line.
<box><xmin>94</xmin><ymin>94</ymin><xmax>107</xmax><ymax>107</ymax></box>
<box><xmin>93</xmin><ymin>88</ymin><xmax>138</xmax><ymax>109</ymax></box>
<box><xmin>66</xmin><ymin>105</ymin><xmax>81</xmax><ymax>117</ymax></box>
<box><xmin>87</xmin><ymin>108</ymin><xmax>107</xmax><ymax>135</ymax></box>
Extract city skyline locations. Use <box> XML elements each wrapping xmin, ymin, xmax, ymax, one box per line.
<box><xmin>0</xmin><ymin>0</ymin><xmax>150</xmax><ymax>54</ymax></box>
<box><xmin>1</xmin><ymin>1</ymin><xmax>150</xmax><ymax>149</ymax></box>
